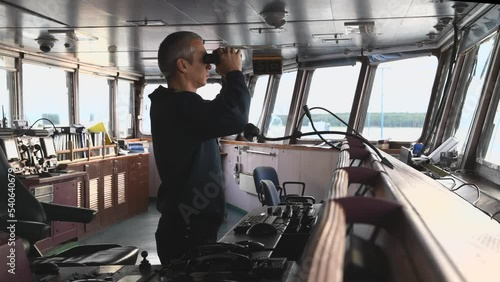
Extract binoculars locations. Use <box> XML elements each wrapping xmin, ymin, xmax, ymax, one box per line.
<box><xmin>202</xmin><ymin>51</ymin><xmax>220</xmax><ymax>65</ymax></box>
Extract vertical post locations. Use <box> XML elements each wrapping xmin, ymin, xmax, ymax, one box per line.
<box><xmin>380</xmin><ymin>67</ymin><xmax>384</xmax><ymax>139</ymax></box>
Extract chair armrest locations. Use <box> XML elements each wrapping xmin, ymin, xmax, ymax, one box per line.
<box><xmin>284</xmin><ymin>195</ymin><xmax>315</xmax><ymax>204</ymax></box>
<box><xmin>41</xmin><ymin>203</ymin><xmax>96</xmax><ymax>223</ymax></box>
<box><xmin>1</xmin><ymin>220</ymin><xmax>51</xmax><ymax>243</ymax></box>
<box><xmin>282</xmin><ymin>181</ymin><xmax>306</xmax><ymax>196</ymax></box>
<box><xmin>275</xmin><ymin>185</ymin><xmax>284</xmax><ymax>197</ymax></box>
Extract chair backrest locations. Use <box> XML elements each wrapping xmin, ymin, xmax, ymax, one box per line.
<box><xmin>260</xmin><ymin>180</ymin><xmax>281</xmax><ymax>206</ymax></box>
<box><xmin>253</xmin><ymin>166</ymin><xmax>280</xmax><ymax>196</ymax></box>
<box><xmin>0</xmin><ymin>146</ymin><xmax>50</xmax><ymax>241</ymax></box>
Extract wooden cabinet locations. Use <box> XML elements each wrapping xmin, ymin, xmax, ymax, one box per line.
<box><xmin>127</xmin><ymin>154</ymin><xmax>149</xmax><ymax>216</ymax></box>
<box><xmin>67</xmin><ymin>161</ymin><xmax>102</xmax><ymax>234</ymax></box>
<box><xmin>66</xmin><ymin>154</ymin><xmax>149</xmax><ymax>235</ymax></box>
<box><xmin>52</xmin><ymin>181</ymin><xmax>78</xmax><ymax>245</ymax></box>
<box><xmin>100</xmin><ymin>159</ymin><xmax>129</xmax><ymax>226</ymax></box>
<box><xmin>24</xmin><ymin>174</ymin><xmax>86</xmax><ymax>253</ymax></box>
<box><xmin>23</xmin><ymin>153</ymin><xmax>150</xmax><ymax>253</ymax></box>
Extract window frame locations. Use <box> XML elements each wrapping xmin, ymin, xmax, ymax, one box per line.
<box><xmin>467</xmin><ymin>31</ymin><xmax>500</xmax><ymax>170</ymax></box>
<box><xmin>263</xmin><ymin>71</ymin><xmax>298</xmax><ymax>139</ymax></box>
<box><xmin>359</xmin><ymin>55</ymin><xmax>438</xmax><ymax>142</ymax></box>
<box><xmin>115</xmin><ymin>78</ymin><xmax>135</xmax><ymax>139</ymax></box>
<box><xmin>77</xmin><ymin>71</ymin><xmax>115</xmax><ymax>137</ymax></box>
<box><xmin>21</xmin><ymin>61</ymin><xmax>74</xmax><ymax>128</ymax></box>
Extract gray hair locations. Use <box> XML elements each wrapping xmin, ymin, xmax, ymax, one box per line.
<box><xmin>158</xmin><ymin>31</ymin><xmax>202</xmax><ymax>80</ymax></box>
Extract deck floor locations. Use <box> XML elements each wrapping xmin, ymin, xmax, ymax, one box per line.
<box><xmin>77</xmin><ymin>198</ymin><xmax>246</xmax><ymax>265</ymax></box>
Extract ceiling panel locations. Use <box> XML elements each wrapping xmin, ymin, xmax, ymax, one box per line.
<box><xmin>0</xmin><ymin>0</ymin><xmax>495</xmax><ymax>76</ymax></box>
<box><xmin>330</xmin><ymin>0</ymin><xmax>414</xmax><ymax>19</ymax></box>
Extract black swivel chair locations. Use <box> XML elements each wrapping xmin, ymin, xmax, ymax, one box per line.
<box><xmin>0</xmin><ymin>146</ymin><xmax>139</xmax><ymax>266</ymax></box>
<box><xmin>260</xmin><ymin>180</ymin><xmax>315</xmax><ymax>206</ymax></box>
<box><xmin>253</xmin><ymin>166</ymin><xmax>306</xmax><ymax>206</ymax></box>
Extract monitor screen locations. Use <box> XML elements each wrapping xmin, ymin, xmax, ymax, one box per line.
<box><xmin>2</xmin><ymin>138</ymin><xmax>19</xmax><ymax>161</ymax></box>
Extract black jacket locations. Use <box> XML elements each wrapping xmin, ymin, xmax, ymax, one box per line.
<box><xmin>149</xmin><ymin>71</ymin><xmax>250</xmax><ymax>219</ymax></box>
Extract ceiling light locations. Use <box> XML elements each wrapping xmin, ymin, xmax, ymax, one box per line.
<box><xmin>344</xmin><ymin>21</ymin><xmax>375</xmax><ymax>35</ymax></box>
<box><xmin>250</xmin><ymin>27</ymin><xmax>285</xmax><ymax>34</ymax></box>
<box><xmin>126</xmin><ymin>19</ymin><xmax>167</xmax><ymax>27</ymax></box>
<box><xmin>427</xmin><ymin>32</ymin><xmax>437</xmax><ymax>40</ymax></box>
<box><xmin>434</xmin><ymin>23</ymin><xmax>446</xmax><ymax>32</ymax></box>
<box><xmin>322</xmin><ymin>38</ymin><xmax>352</xmax><ymax>43</ymax></box>
<box><xmin>312</xmin><ymin>33</ymin><xmax>344</xmax><ymax>39</ymax></box>
<box><xmin>439</xmin><ymin>17</ymin><xmax>453</xmax><ymax>25</ymax></box>
<box><xmin>452</xmin><ymin>3</ymin><xmax>468</xmax><ymax>14</ymax></box>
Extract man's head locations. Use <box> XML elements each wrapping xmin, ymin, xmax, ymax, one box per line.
<box><xmin>158</xmin><ymin>31</ymin><xmax>211</xmax><ymax>90</ymax></box>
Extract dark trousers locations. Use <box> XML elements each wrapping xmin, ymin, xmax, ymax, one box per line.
<box><xmin>155</xmin><ymin>210</ymin><xmax>223</xmax><ymax>265</ymax></box>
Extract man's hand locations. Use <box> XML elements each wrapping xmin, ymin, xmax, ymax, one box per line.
<box><xmin>215</xmin><ymin>47</ymin><xmax>242</xmax><ymax>79</ymax></box>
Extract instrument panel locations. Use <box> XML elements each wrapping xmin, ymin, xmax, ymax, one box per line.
<box><xmin>1</xmin><ymin>136</ymin><xmax>58</xmax><ymax>175</ymax></box>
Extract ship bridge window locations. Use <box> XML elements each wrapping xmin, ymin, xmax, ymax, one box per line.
<box><xmin>0</xmin><ymin>69</ymin><xmax>14</xmax><ymax>128</ymax></box>
<box><xmin>79</xmin><ymin>73</ymin><xmax>113</xmax><ymax>135</ymax></box>
<box><xmin>299</xmin><ymin>64</ymin><xmax>361</xmax><ymax>140</ymax></box>
<box><xmin>248</xmin><ymin>75</ymin><xmax>269</xmax><ymax>126</ymax></box>
<box><xmin>197</xmin><ymin>82</ymin><xmax>222</xmax><ymax>101</ymax></box>
<box><xmin>484</xmin><ymin>97</ymin><xmax>500</xmax><ymax>165</ymax></box>
<box><xmin>117</xmin><ymin>79</ymin><xmax>134</xmax><ymax>138</ymax></box>
<box><xmin>141</xmin><ymin>83</ymin><xmax>167</xmax><ymax>135</ymax></box>
<box><xmin>267</xmin><ymin>71</ymin><xmax>297</xmax><ymax>138</ymax></box>
<box><xmin>22</xmin><ymin>63</ymin><xmax>71</xmax><ymax>127</ymax></box>
<box><xmin>362</xmin><ymin>56</ymin><xmax>437</xmax><ymax>142</ymax></box>
<box><xmin>454</xmin><ymin>34</ymin><xmax>497</xmax><ymax>154</ymax></box>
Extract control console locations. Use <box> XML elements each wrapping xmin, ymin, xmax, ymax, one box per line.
<box><xmin>32</xmin><ymin>264</ymin><xmax>163</xmax><ymax>282</ymax></box>
<box><xmin>1</xmin><ymin>136</ymin><xmax>57</xmax><ymax>175</ymax></box>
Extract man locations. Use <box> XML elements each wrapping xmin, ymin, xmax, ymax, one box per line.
<box><xmin>149</xmin><ymin>31</ymin><xmax>250</xmax><ymax>265</ymax></box>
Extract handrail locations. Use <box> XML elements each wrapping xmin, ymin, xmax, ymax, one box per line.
<box><xmin>245</xmin><ymin>149</ymin><xmax>276</xmax><ymax>157</ymax></box>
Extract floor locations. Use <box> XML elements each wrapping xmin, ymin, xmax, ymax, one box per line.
<box><xmin>76</xmin><ymin>198</ymin><xmax>246</xmax><ymax>265</ymax></box>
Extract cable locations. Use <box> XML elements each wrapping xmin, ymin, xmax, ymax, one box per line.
<box><xmin>435</xmin><ymin>177</ymin><xmax>456</xmax><ymax>189</ymax></box>
<box><xmin>302</xmin><ymin>105</ymin><xmax>337</xmax><ymax>149</ymax></box>
<box><xmin>16</xmin><ymin>117</ymin><xmax>58</xmax><ymax>136</ymax></box>
<box><xmin>299</xmin><ymin>105</ymin><xmax>395</xmax><ymax>168</ymax></box>
<box><xmin>450</xmin><ymin>183</ymin><xmax>481</xmax><ymax>205</ymax></box>
<box><xmin>260</xmin><ymin>130</ymin><xmax>394</xmax><ymax>169</ymax></box>
<box><xmin>308</xmin><ymin>106</ymin><xmax>362</xmax><ymax>137</ymax></box>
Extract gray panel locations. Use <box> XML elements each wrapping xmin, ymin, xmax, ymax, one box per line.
<box><xmin>0</xmin><ymin>0</ymin><xmax>492</xmax><ymax>76</ymax></box>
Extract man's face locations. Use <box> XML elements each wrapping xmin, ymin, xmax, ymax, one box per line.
<box><xmin>185</xmin><ymin>39</ymin><xmax>211</xmax><ymax>89</ymax></box>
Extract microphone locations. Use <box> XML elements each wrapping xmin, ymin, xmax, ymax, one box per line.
<box><xmin>302</xmin><ymin>105</ymin><xmax>312</xmax><ymax>120</ymax></box>
<box><xmin>243</xmin><ymin>123</ymin><xmax>261</xmax><ymax>142</ymax></box>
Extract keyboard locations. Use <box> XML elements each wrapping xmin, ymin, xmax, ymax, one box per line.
<box><xmin>233</xmin><ymin>214</ymin><xmax>277</xmax><ymax>234</ymax></box>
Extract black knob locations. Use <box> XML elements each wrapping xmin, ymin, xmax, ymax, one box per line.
<box><xmin>139</xmin><ymin>250</ymin><xmax>151</xmax><ymax>271</ymax></box>
<box><xmin>267</xmin><ymin>206</ymin><xmax>273</xmax><ymax>215</ymax></box>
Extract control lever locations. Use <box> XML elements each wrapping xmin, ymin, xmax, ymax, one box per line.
<box><xmin>273</xmin><ymin>206</ymin><xmax>282</xmax><ymax>217</ymax></box>
<box><xmin>139</xmin><ymin>251</ymin><xmax>151</xmax><ymax>272</ymax></box>
<box><xmin>267</xmin><ymin>206</ymin><xmax>273</xmax><ymax>215</ymax></box>
<box><xmin>283</xmin><ymin>205</ymin><xmax>291</xmax><ymax>218</ymax></box>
